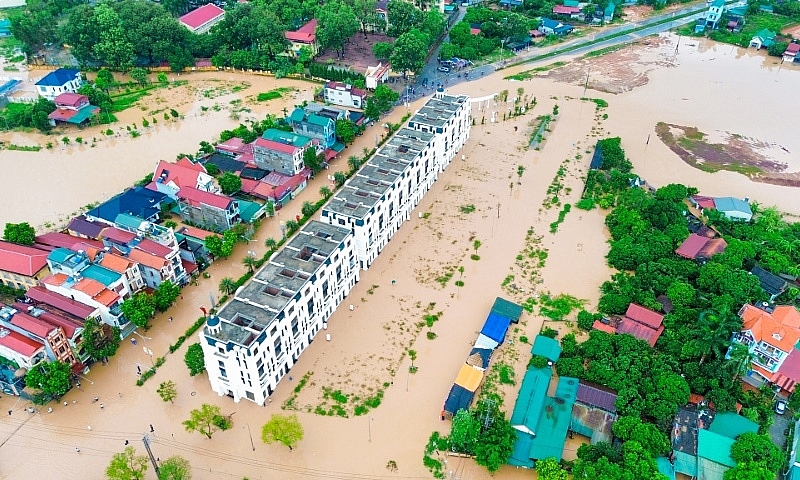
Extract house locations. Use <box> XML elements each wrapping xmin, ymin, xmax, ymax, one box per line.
<box><xmin>705</xmin><ymin>0</ymin><xmax>725</xmax><ymax>30</ymax></box>
<box><xmin>499</xmin><ymin>0</ymin><xmax>523</xmax><ymax>8</ymax></box>
<box><xmin>750</xmin><ymin>29</ymin><xmax>776</xmax><ymax>50</ymax></box>
<box><xmin>98</xmin><ymin>226</ymin><xmax>188</xmax><ymax>288</ymax></box>
<box><xmin>784</xmin><ymin>43</ymin><xmax>800</xmax><ymax>62</ymax></box>
<box><xmin>13</xmin><ymin>300</ymin><xmax>88</xmax><ymax>366</ymax></box>
<box><xmin>553</xmin><ymin>5</ymin><xmax>582</xmax><ymax>17</ymax></box>
<box><xmin>603</xmin><ymin>2</ymin><xmax>615</xmax><ymax>22</ymax></box>
<box><xmin>323</xmin><ymin>82</ymin><xmax>367</xmax><ymax>109</ymax></box>
<box><xmin>40</xmin><ymin>272</ymin><xmax>128</xmax><ymax>331</ymax></box>
<box><xmin>214</xmin><ymin>137</ymin><xmax>253</xmax><ymax>159</ymax></box>
<box><xmin>539</xmin><ymin>18</ymin><xmax>574</xmax><ymax>36</ymax></box>
<box><xmin>34</xmin><ymin>232</ymin><xmax>103</xmax><ymax>253</ymax></box>
<box><xmin>714</xmin><ymin>196</ymin><xmax>753</xmax><ymax>222</ymax></box>
<box><xmin>570</xmin><ymin>381</ymin><xmax>617</xmax><ymax>444</ymax></box>
<box><xmin>365</xmin><ymin>63</ymin><xmax>391</xmax><ymax>90</ymax></box>
<box><xmin>204</xmin><ymin>154</ymin><xmax>246</xmax><ymax>174</ymax></box>
<box><xmin>25</xmin><ymin>285</ymin><xmax>100</xmax><ymax>322</ymax></box>
<box><xmin>592</xmin><ymin>303</ymin><xmax>665</xmax><ymax>347</ymax></box>
<box><xmin>750</xmin><ymin>265</ymin><xmax>788</xmax><ymax>300</ymax></box>
<box><xmin>0</xmin><ymin>240</ymin><xmax>51</xmax><ymax>290</ymax></box>
<box><xmin>285</xmin><ymin>19</ymin><xmax>319</xmax><ymax>57</ymax></box>
<box><xmin>253</xmin><ymin>129</ymin><xmax>316</xmax><ymax>176</ymax></box>
<box><xmin>199</xmin><ymin>221</ymin><xmax>359</xmax><ymax>406</ymax></box>
<box><xmin>34</xmin><ymin>68</ymin><xmax>82</xmax><ymax>101</ymax></box>
<box><xmin>86</xmin><ymin>187</ymin><xmax>168</xmax><ymax>226</ymax></box>
<box><xmin>322</xmin><ymin>91</ymin><xmax>471</xmax><ymax>270</ymax></box>
<box><xmin>288</xmin><ymin>109</ymin><xmax>336</xmax><ymax>149</ymax></box>
<box><xmin>178</xmin><ymin>4</ymin><xmax>226</xmax><ymax>34</ymax></box>
<box><xmin>240</xmin><ymin>169</ymin><xmax>311</xmax><ymax>206</ymax></box>
<box><xmin>174</xmin><ymin>226</ymin><xmax>218</xmax><ymax>270</ymax></box>
<box><xmin>0</xmin><ymin>325</ymin><xmax>46</xmax><ymax>370</ymax></box>
<box><xmin>47</xmin><ymin>92</ymin><xmax>99</xmax><ymax>127</ymax></box>
<box><xmin>0</xmin><ymin>304</ymin><xmax>77</xmax><ymax>369</ymax></box>
<box><xmin>151</xmin><ymin>158</ymin><xmax>219</xmax><ymax>201</ymax></box>
<box><xmin>177</xmin><ymin>187</ymin><xmax>240</xmax><ymax>232</ymax></box>
<box><xmin>67</xmin><ymin>215</ymin><xmax>107</xmax><ymax>240</ymax></box>
<box><xmin>99</xmin><ymin>251</ymin><xmax>145</xmax><ymax>295</ymax></box>
<box><xmin>731</xmin><ymin>303</ymin><xmax>800</xmax><ymax>393</ymax></box>
<box><xmin>675</xmin><ymin>233</ymin><xmax>727</xmax><ymax>261</ymax></box>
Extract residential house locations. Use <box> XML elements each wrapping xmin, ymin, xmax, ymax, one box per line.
<box><xmin>285</xmin><ymin>19</ymin><xmax>319</xmax><ymax>57</ymax></box>
<box><xmin>253</xmin><ymin>129</ymin><xmax>316</xmax><ymax>176</ymax></box>
<box><xmin>99</xmin><ymin>252</ymin><xmax>146</xmax><ymax>295</ymax></box>
<box><xmin>47</xmin><ymin>92</ymin><xmax>99</xmax><ymax>127</ymax></box>
<box><xmin>14</xmin><ymin>301</ymin><xmax>88</xmax><ymax>365</ymax></box>
<box><xmin>603</xmin><ymin>2</ymin><xmax>615</xmax><ymax>22</ymax></box>
<box><xmin>750</xmin><ymin>29</ymin><xmax>776</xmax><ymax>50</ymax></box>
<box><xmin>592</xmin><ymin>303</ymin><xmax>665</xmax><ymax>347</ymax></box>
<box><xmin>731</xmin><ymin>303</ymin><xmax>800</xmax><ymax>393</ymax></box>
<box><xmin>240</xmin><ymin>170</ymin><xmax>311</xmax><ymax>207</ymax></box>
<box><xmin>539</xmin><ymin>18</ymin><xmax>574</xmax><ymax>36</ymax></box>
<box><xmin>784</xmin><ymin>42</ymin><xmax>800</xmax><ymax>63</ymax></box>
<box><xmin>34</xmin><ymin>232</ymin><xmax>103</xmax><ymax>253</ymax></box>
<box><xmin>323</xmin><ymin>82</ymin><xmax>367</xmax><ymax>109</ymax></box>
<box><xmin>705</xmin><ymin>0</ymin><xmax>725</xmax><ymax>29</ymax></box>
<box><xmin>214</xmin><ymin>137</ymin><xmax>254</xmax><ymax>161</ymax></box>
<box><xmin>553</xmin><ymin>4</ymin><xmax>582</xmax><ymax>19</ymax></box>
<box><xmin>0</xmin><ymin>240</ymin><xmax>50</xmax><ymax>290</ymax></box>
<box><xmin>499</xmin><ymin>0</ymin><xmax>524</xmax><ymax>8</ymax></box>
<box><xmin>67</xmin><ymin>215</ymin><xmax>108</xmax><ymax>240</ymax></box>
<box><xmin>199</xmin><ymin>220</ymin><xmax>359</xmax><ymax>405</ymax></box>
<box><xmin>675</xmin><ymin>233</ymin><xmax>727</xmax><ymax>261</ymax></box>
<box><xmin>25</xmin><ymin>285</ymin><xmax>100</xmax><ymax>323</ymax></box>
<box><xmin>179</xmin><ymin>4</ymin><xmax>226</xmax><ymax>34</ymax></box>
<box><xmin>690</xmin><ymin>195</ymin><xmax>752</xmax><ymax>222</ymax></box>
<box><xmin>204</xmin><ymin>154</ymin><xmax>246</xmax><ymax>174</ymax></box>
<box><xmin>85</xmin><ymin>187</ymin><xmax>168</xmax><ymax>226</ymax></box>
<box><xmin>750</xmin><ymin>265</ymin><xmax>788</xmax><ymax>301</ymax></box>
<box><xmin>40</xmin><ymin>273</ymin><xmax>127</xmax><ymax>331</ymax></box>
<box><xmin>322</xmin><ymin>90</ymin><xmax>471</xmax><ymax>270</ymax></box>
<box><xmin>288</xmin><ymin>109</ymin><xmax>336</xmax><ymax>149</ymax></box>
<box><xmin>34</xmin><ymin>68</ymin><xmax>82</xmax><ymax>101</ymax></box>
<box><xmin>0</xmin><ymin>304</ymin><xmax>77</xmax><ymax>369</ymax></box>
<box><xmin>175</xmin><ymin>226</ymin><xmax>219</xmax><ymax>269</ymax></box>
<box><xmin>150</xmin><ymin>158</ymin><xmax>219</xmax><ymax>201</ymax></box>
<box><xmin>0</xmin><ymin>326</ymin><xmax>45</xmax><ymax>370</ymax></box>
<box><xmin>570</xmin><ymin>380</ymin><xmax>618</xmax><ymax>444</ymax></box>
<box><xmin>45</xmin><ymin>248</ymin><xmax>133</xmax><ymax>302</ymax></box>
<box><xmin>178</xmin><ymin>187</ymin><xmax>240</xmax><ymax>232</ymax></box>
<box><xmin>374</xmin><ymin>0</ymin><xmax>389</xmax><ymax>32</ymax></box>
<box><xmin>99</xmin><ymin>227</ymin><xmax>187</xmax><ymax>288</ymax></box>
<box><xmin>365</xmin><ymin>63</ymin><xmax>391</xmax><ymax>90</ymax></box>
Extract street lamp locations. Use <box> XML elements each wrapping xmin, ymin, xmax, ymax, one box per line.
<box><xmin>132</xmin><ymin>331</ymin><xmax>154</xmax><ymax>366</ymax></box>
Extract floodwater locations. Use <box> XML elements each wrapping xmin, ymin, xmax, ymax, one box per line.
<box><xmin>1</xmin><ymin>33</ymin><xmax>799</xmax><ymax>479</ymax></box>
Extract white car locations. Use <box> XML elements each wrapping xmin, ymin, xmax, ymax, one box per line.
<box><xmin>437</xmin><ymin>66</ymin><xmax>450</xmax><ymax>73</ymax></box>
<box><xmin>775</xmin><ymin>400</ymin><xmax>787</xmax><ymax>415</ymax></box>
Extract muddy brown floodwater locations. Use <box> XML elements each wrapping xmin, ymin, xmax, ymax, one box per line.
<box><xmin>0</xmin><ymin>32</ymin><xmax>798</xmax><ymax>480</ymax></box>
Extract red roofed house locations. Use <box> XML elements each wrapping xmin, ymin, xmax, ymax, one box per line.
<box><xmin>553</xmin><ymin>4</ymin><xmax>582</xmax><ymax>17</ymax></box>
<box><xmin>323</xmin><ymin>81</ymin><xmax>367</xmax><ymax>109</ymax></box>
<box><xmin>14</xmin><ymin>300</ymin><xmax>89</xmax><ymax>366</ymax></box>
<box><xmin>40</xmin><ymin>273</ymin><xmax>127</xmax><ymax>329</ymax></box>
<box><xmin>470</xmin><ymin>27</ymin><xmax>481</xmax><ymax>35</ymax></box>
<box><xmin>784</xmin><ymin>42</ymin><xmax>800</xmax><ymax>63</ymax></box>
<box><xmin>177</xmin><ymin>187</ymin><xmax>240</xmax><ymax>232</ymax></box>
<box><xmin>0</xmin><ymin>240</ymin><xmax>51</xmax><ymax>290</ymax></box>
<box><xmin>48</xmin><ymin>92</ymin><xmax>100</xmax><ymax>127</ymax></box>
<box><xmin>365</xmin><ymin>63</ymin><xmax>391</xmax><ymax>90</ymax></box>
<box><xmin>25</xmin><ymin>285</ymin><xmax>99</xmax><ymax>321</ymax></box>
<box><xmin>0</xmin><ymin>326</ymin><xmax>45</xmax><ymax>369</ymax></box>
<box><xmin>0</xmin><ymin>304</ymin><xmax>77</xmax><ymax>368</ymax></box>
<box><xmin>731</xmin><ymin>304</ymin><xmax>800</xmax><ymax>394</ymax></box>
<box><xmin>592</xmin><ymin>303</ymin><xmax>665</xmax><ymax>347</ymax></box>
<box><xmin>150</xmin><ymin>158</ymin><xmax>219</xmax><ymax>201</ymax></box>
<box><xmin>675</xmin><ymin>233</ymin><xmax>728</xmax><ymax>261</ymax></box>
<box><xmin>285</xmin><ymin>19</ymin><xmax>319</xmax><ymax>57</ymax></box>
<box><xmin>179</xmin><ymin>3</ymin><xmax>226</xmax><ymax>34</ymax></box>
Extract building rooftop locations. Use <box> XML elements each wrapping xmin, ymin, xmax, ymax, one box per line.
<box><xmin>179</xmin><ymin>3</ymin><xmax>225</xmax><ymax>30</ymax></box>
<box><xmin>86</xmin><ymin>187</ymin><xmax>167</xmax><ymax>224</ymax></box>
<box><xmin>35</xmin><ymin>68</ymin><xmax>79</xmax><ymax>87</ymax></box>
<box><xmin>178</xmin><ymin>186</ymin><xmax>233</xmax><ymax>210</ymax></box>
<box><xmin>285</xmin><ymin>18</ymin><xmax>318</xmax><ymax>43</ymax></box>
<box><xmin>408</xmin><ymin>94</ymin><xmax>468</xmax><ymax>130</ymax></box>
<box><xmin>261</xmin><ymin>129</ymin><xmax>312</xmax><ymax>148</ymax></box>
<box><xmin>80</xmin><ymin>264</ymin><xmax>122</xmax><ymax>287</ymax></box>
<box><xmin>0</xmin><ymin>327</ymin><xmax>44</xmax><ymax>357</ymax></box>
<box><xmin>67</xmin><ymin>215</ymin><xmax>108</xmax><ymax>239</ymax></box>
<box><xmin>25</xmin><ymin>285</ymin><xmax>97</xmax><ymax>319</ymax></box>
<box><xmin>0</xmin><ymin>240</ymin><xmax>49</xmax><ymax>276</ymax></box>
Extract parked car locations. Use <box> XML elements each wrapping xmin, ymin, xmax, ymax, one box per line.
<box><xmin>437</xmin><ymin>66</ymin><xmax>450</xmax><ymax>73</ymax></box>
<box><xmin>775</xmin><ymin>399</ymin><xmax>787</xmax><ymax>415</ymax></box>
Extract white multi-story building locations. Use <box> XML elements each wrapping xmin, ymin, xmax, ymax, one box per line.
<box><xmin>321</xmin><ymin>90</ymin><xmax>471</xmax><ymax>269</ymax></box>
<box><xmin>200</xmin><ymin>221</ymin><xmax>358</xmax><ymax>405</ymax></box>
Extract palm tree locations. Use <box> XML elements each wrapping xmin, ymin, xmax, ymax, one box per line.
<box><xmin>333</xmin><ymin>171</ymin><xmax>347</xmax><ymax>187</ymax></box>
<box><xmin>264</xmin><ymin>238</ymin><xmax>277</xmax><ymax>251</ymax></box>
<box><xmin>686</xmin><ymin>307</ymin><xmax>741</xmax><ymax>365</ymax></box>
<box><xmin>319</xmin><ymin>186</ymin><xmax>332</xmax><ymax>199</ymax></box>
<box><xmin>726</xmin><ymin>343</ymin><xmax>756</xmax><ymax>383</ymax></box>
<box><xmin>301</xmin><ymin>201</ymin><xmax>315</xmax><ymax>218</ymax></box>
<box><xmin>348</xmin><ymin>155</ymin><xmax>361</xmax><ymax>172</ymax></box>
<box><xmin>242</xmin><ymin>255</ymin><xmax>258</xmax><ymax>273</ymax></box>
<box><xmin>285</xmin><ymin>220</ymin><xmax>299</xmax><ymax>235</ymax></box>
<box><xmin>218</xmin><ymin>277</ymin><xmax>237</xmax><ymax>295</ymax></box>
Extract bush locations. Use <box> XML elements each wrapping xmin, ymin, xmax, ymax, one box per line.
<box><xmin>528</xmin><ymin>355</ymin><xmax>549</xmax><ymax>369</ymax></box>
<box><xmin>541</xmin><ymin>326</ymin><xmax>558</xmax><ymax>338</ymax></box>
<box><xmin>577</xmin><ymin>310</ymin><xmax>596</xmax><ymax>330</ymax></box>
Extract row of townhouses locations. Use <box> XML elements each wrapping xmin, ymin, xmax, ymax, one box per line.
<box><xmin>199</xmin><ymin>90</ymin><xmax>471</xmax><ymax>405</ymax></box>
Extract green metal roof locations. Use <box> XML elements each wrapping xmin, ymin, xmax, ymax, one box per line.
<box><xmin>331</xmin><ymin>141</ymin><xmax>346</xmax><ymax>153</ymax></box>
<box><xmin>236</xmin><ymin>200</ymin><xmax>266</xmax><ymax>223</ymax></box>
<box><xmin>288</xmin><ymin>108</ymin><xmax>305</xmax><ymax>123</ymax></box>
<box><xmin>708</xmin><ymin>412</ymin><xmax>758</xmax><ymax>440</ymax></box>
<box><xmin>697</xmin><ymin>429</ymin><xmax>736</xmax><ymax>468</ymax></box>
<box><xmin>527</xmin><ymin>391</ymin><xmax>574</xmax><ymax>461</ymax></box>
<box><xmin>510</xmin><ymin>367</ymin><xmax>551</xmax><ymax>434</ymax></box>
<box><xmin>656</xmin><ymin>457</ymin><xmax>677</xmax><ymax>480</ymax></box>
<box><xmin>531</xmin><ymin>336</ymin><xmax>562</xmax><ymax>363</ymax></box>
<box><xmin>262</xmin><ymin>128</ymin><xmax>312</xmax><ymax>147</ymax></box>
<box><xmin>114</xmin><ymin>213</ymin><xmax>145</xmax><ymax>231</ymax></box>
<box><xmin>674</xmin><ymin>450</ymin><xmax>698</xmax><ymax>477</ymax></box>
<box><xmin>81</xmin><ymin>264</ymin><xmax>121</xmax><ymax>286</ymax></box>
<box><xmin>47</xmin><ymin>248</ymin><xmax>74</xmax><ymax>264</ymax></box>
<box><xmin>508</xmin><ymin>432</ymin><xmax>535</xmax><ymax>468</ymax></box>
<box><xmin>563</xmin><ymin>0</ymin><xmax>579</xmax><ymax>6</ymax></box>
<box><xmin>554</xmin><ymin>376</ymin><xmax>578</xmax><ymax>400</ymax></box>
<box><xmin>491</xmin><ymin>297</ymin><xmax>523</xmax><ymax>322</ymax></box>
<box><xmin>65</xmin><ymin>105</ymin><xmax>99</xmax><ymax>124</ymax></box>
<box><xmin>307</xmin><ymin>114</ymin><xmax>332</xmax><ymax>127</ymax></box>
<box><xmin>790</xmin><ymin>464</ymin><xmax>800</xmax><ymax>480</ymax></box>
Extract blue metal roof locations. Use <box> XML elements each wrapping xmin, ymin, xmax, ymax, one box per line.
<box><xmin>480</xmin><ymin>311</ymin><xmax>511</xmax><ymax>344</ymax></box>
<box><xmin>87</xmin><ymin>187</ymin><xmax>167</xmax><ymax>224</ymax></box>
<box><xmin>713</xmin><ymin>197</ymin><xmax>751</xmax><ymax>215</ymax></box>
<box><xmin>35</xmin><ymin>68</ymin><xmax>80</xmax><ymax>87</ymax></box>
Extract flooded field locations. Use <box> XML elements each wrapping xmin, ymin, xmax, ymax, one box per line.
<box><xmin>0</xmin><ymin>32</ymin><xmax>798</xmax><ymax>480</ymax></box>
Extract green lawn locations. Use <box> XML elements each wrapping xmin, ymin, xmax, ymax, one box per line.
<box><xmin>110</xmin><ymin>86</ymin><xmax>158</xmax><ymax>113</ymax></box>
<box><xmin>706</xmin><ymin>13</ymin><xmax>800</xmax><ymax>46</ymax></box>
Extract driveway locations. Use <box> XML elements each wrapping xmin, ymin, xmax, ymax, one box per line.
<box><xmin>769</xmin><ymin>410</ymin><xmax>792</xmax><ymax>450</ymax></box>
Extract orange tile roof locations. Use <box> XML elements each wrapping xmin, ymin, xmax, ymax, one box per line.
<box><xmin>93</xmin><ymin>289</ymin><xmax>120</xmax><ymax>307</ymax></box>
<box><xmin>741</xmin><ymin>304</ymin><xmax>800</xmax><ymax>353</ymax></box>
<box><xmin>773</xmin><ymin>305</ymin><xmax>800</xmax><ymax>329</ymax></box>
<box><xmin>73</xmin><ymin>278</ymin><xmax>105</xmax><ymax>297</ymax></box>
<box><xmin>100</xmin><ymin>253</ymin><xmax>133</xmax><ymax>273</ymax></box>
<box><xmin>44</xmin><ymin>273</ymin><xmax>69</xmax><ymax>286</ymax></box>
<box><xmin>128</xmin><ymin>248</ymin><xmax>167</xmax><ymax>270</ymax></box>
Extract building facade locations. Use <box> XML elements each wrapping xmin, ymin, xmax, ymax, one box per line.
<box><xmin>253</xmin><ymin>129</ymin><xmax>315</xmax><ymax>176</ymax></box>
<box><xmin>199</xmin><ymin>221</ymin><xmax>359</xmax><ymax>405</ymax></box>
<box><xmin>34</xmin><ymin>68</ymin><xmax>83</xmax><ymax>101</ymax></box>
<box><xmin>323</xmin><ymin>82</ymin><xmax>367</xmax><ymax>109</ymax></box>
<box><xmin>0</xmin><ymin>304</ymin><xmax>77</xmax><ymax>368</ymax></box>
<box><xmin>0</xmin><ymin>241</ymin><xmax>50</xmax><ymax>290</ymax></box>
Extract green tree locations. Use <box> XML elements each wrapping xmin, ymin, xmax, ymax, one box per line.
<box><xmin>3</xmin><ymin>222</ymin><xmax>36</xmax><ymax>245</ymax></box>
<box><xmin>218</xmin><ymin>172</ymin><xmax>243</xmax><ymax>195</ymax></box>
<box><xmin>611</xmin><ymin>416</ymin><xmax>671</xmax><ymax>457</ymax></box>
<box><xmin>157</xmin><ymin>456</ymin><xmax>191</xmax><ymax>480</ymax></box>
<box><xmin>219</xmin><ymin>277</ymin><xmax>237</xmax><ymax>295</ymax></box>
<box><xmin>301</xmin><ymin>201</ymin><xmax>316</xmax><ymax>218</ymax></box>
<box><xmin>448</xmin><ymin>409</ymin><xmax>480</xmax><ymax>454</ymax></box>
<box><xmin>184</xmin><ymin>343</ymin><xmax>206</xmax><ymax>376</ymax></box>
<box><xmin>347</xmin><ymin>155</ymin><xmax>362</xmax><ymax>172</ymax></box>
<box><xmin>261</xmin><ymin>414</ymin><xmax>304</xmax><ymax>450</ymax></box>
<box><xmin>319</xmin><ymin>186</ymin><xmax>332</xmax><ymax>199</ymax></box>
<box><xmin>153</xmin><ymin>280</ymin><xmax>180</xmax><ymax>312</ymax></box>
<box><xmin>161</xmin><ymin>0</ymin><xmax>190</xmax><ymax>16</ymax></box>
<box><xmin>536</xmin><ymin>457</ymin><xmax>568</xmax><ymax>480</ymax></box>
<box><xmin>726</xmin><ymin>343</ymin><xmax>755</xmax><ymax>382</ymax></box>
<box><xmin>473</xmin><ymin>407</ymin><xmax>516</xmax><ymax>473</ymax></box>
<box><xmin>10</xmin><ymin>9</ymin><xmax>57</xmax><ymax>54</ymax></box>
<box><xmin>93</xmin><ymin>4</ymin><xmax>135</xmax><ymax>71</ymax></box>
<box><xmin>183</xmin><ymin>403</ymin><xmax>225</xmax><ymax>439</ymax></box>
<box><xmin>264</xmin><ymin>237</ymin><xmax>278</xmax><ymax>250</ymax></box>
<box><xmin>373</xmin><ymin>42</ymin><xmax>394</xmax><ymax>60</ymax></box>
<box><xmin>242</xmin><ymin>255</ymin><xmax>258</xmax><ymax>274</ymax></box>
<box><xmin>82</xmin><ymin>318</ymin><xmax>121</xmax><ymax>361</ymax></box>
<box><xmin>364</xmin><ymin>97</ymin><xmax>381</xmax><ymax>120</ymax></box>
<box><xmin>25</xmin><ymin>360</ymin><xmax>71</xmax><ymax>400</ymax></box>
<box><xmin>386</xmin><ymin>0</ymin><xmax>422</xmax><ymax>37</ymax></box>
<box><xmin>120</xmin><ymin>292</ymin><xmax>156</xmax><ymax>328</ymax></box>
<box><xmin>95</xmin><ymin>69</ymin><xmax>116</xmax><ymax>92</ymax></box>
<box><xmin>373</xmin><ymin>84</ymin><xmax>399</xmax><ymax>112</ymax></box>
<box><xmin>317</xmin><ymin>0</ymin><xmax>360</xmax><ymax>58</ymax></box>
<box><xmin>390</xmin><ymin>29</ymin><xmax>428</xmax><ymax>75</ymax></box>
<box><xmin>730</xmin><ymin>433</ymin><xmax>783</xmax><ymax>472</ymax></box>
<box><xmin>130</xmin><ymin>67</ymin><xmax>149</xmax><ymax>86</ymax></box>
<box><xmin>157</xmin><ymin>380</ymin><xmax>178</xmax><ymax>403</ymax></box>
<box><xmin>157</xmin><ymin>72</ymin><xmax>169</xmax><ymax>85</ymax></box>
<box><xmin>335</xmin><ymin>118</ymin><xmax>357</xmax><ymax>145</ymax></box>
<box><xmin>333</xmin><ymin>171</ymin><xmax>347</xmax><ymax>187</ymax></box>
<box><xmin>303</xmin><ymin>147</ymin><xmax>324</xmax><ymax>173</ymax></box>
<box><xmin>682</xmin><ymin>307</ymin><xmax>739</xmax><ymax>365</ymax></box>
<box><xmin>106</xmin><ymin>446</ymin><xmax>148</xmax><ymax>480</ymax></box>
<box><xmin>724</xmin><ymin>461</ymin><xmax>775</xmax><ymax>480</ymax></box>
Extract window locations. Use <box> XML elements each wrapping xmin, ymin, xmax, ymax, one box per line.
<box><xmin>274</xmin><ymin>339</ymin><xmax>283</xmax><ymax>357</ymax></box>
<box><xmin>246</xmin><ymin>391</ymin><xmax>255</xmax><ymax>400</ymax></box>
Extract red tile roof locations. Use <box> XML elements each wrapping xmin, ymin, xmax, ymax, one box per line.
<box><xmin>254</xmin><ymin>137</ymin><xmax>299</xmax><ymax>155</ymax></box>
<box><xmin>13</xmin><ymin>302</ymin><xmax>81</xmax><ymax>338</ymax></box>
<box><xmin>178</xmin><ymin>226</ymin><xmax>220</xmax><ymax>240</ymax></box>
<box><xmin>154</xmin><ymin>158</ymin><xmax>208</xmax><ymax>190</ymax></box>
<box><xmin>675</xmin><ymin>233</ymin><xmax>710</xmax><ymax>259</ymax></box>
<box><xmin>35</xmin><ymin>232</ymin><xmax>103</xmax><ymax>251</ymax></box>
<box><xmin>0</xmin><ymin>328</ymin><xmax>44</xmax><ymax>357</ymax></box>
<box><xmin>625</xmin><ymin>303</ymin><xmax>664</xmax><ymax>329</ymax></box>
<box><xmin>25</xmin><ymin>286</ymin><xmax>97</xmax><ymax>319</ymax></box>
<box><xmin>285</xmin><ymin>19</ymin><xmax>317</xmax><ymax>43</ymax></box>
<box><xmin>740</xmin><ymin>304</ymin><xmax>800</xmax><ymax>353</ymax></box>
<box><xmin>128</xmin><ymin>247</ymin><xmax>168</xmax><ymax>270</ymax></box>
<box><xmin>54</xmin><ymin>92</ymin><xmax>88</xmax><ymax>108</ymax></box>
<box><xmin>100</xmin><ymin>227</ymin><xmax>137</xmax><ymax>245</ymax></box>
<box><xmin>73</xmin><ymin>278</ymin><xmax>106</xmax><ymax>298</ymax></box>
<box><xmin>775</xmin><ymin>348</ymin><xmax>800</xmax><ymax>393</ymax></box>
<box><xmin>10</xmin><ymin>310</ymin><xmax>55</xmax><ymax>338</ymax></box>
<box><xmin>136</xmin><ymin>238</ymin><xmax>172</xmax><ymax>258</ymax></box>
<box><xmin>470</xmin><ymin>27</ymin><xmax>481</xmax><ymax>35</ymax></box>
<box><xmin>592</xmin><ymin>320</ymin><xmax>616</xmax><ymax>334</ymax></box>
<box><xmin>617</xmin><ymin>317</ymin><xmax>665</xmax><ymax>347</ymax></box>
<box><xmin>178</xmin><ymin>186</ymin><xmax>233</xmax><ymax>210</ymax></box>
<box><xmin>691</xmin><ymin>195</ymin><xmax>716</xmax><ymax>210</ymax></box>
<box><xmin>99</xmin><ymin>253</ymin><xmax>134</xmax><ymax>273</ymax></box>
<box><xmin>553</xmin><ymin>5</ymin><xmax>581</xmax><ymax>14</ymax></box>
<box><xmin>179</xmin><ymin>3</ymin><xmax>225</xmax><ymax>30</ymax></box>
<box><xmin>216</xmin><ymin>137</ymin><xmax>250</xmax><ymax>155</ymax></box>
<box><xmin>698</xmin><ymin>238</ymin><xmax>727</xmax><ymax>259</ymax></box>
<box><xmin>0</xmin><ymin>240</ymin><xmax>49</xmax><ymax>277</ymax></box>
<box><xmin>181</xmin><ymin>258</ymin><xmax>198</xmax><ymax>275</ymax></box>
<box><xmin>785</xmin><ymin>43</ymin><xmax>800</xmax><ymax>54</ymax></box>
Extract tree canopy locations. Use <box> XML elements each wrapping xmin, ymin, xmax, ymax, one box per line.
<box><xmin>184</xmin><ymin>343</ymin><xmax>206</xmax><ymax>377</ymax></box>
<box><xmin>25</xmin><ymin>360</ymin><xmax>71</xmax><ymax>400</ymax></box>
<box><xmin>183</xmin><ymin>403</ymin><xmax>228</xmax><ymax>439</ymax></box>
<box><xmin>261</xmin><ymin>414</ymin><xmax>304</xmax><ymax>450</ymax></box>
<box><xmin>106</xmin><ymin>447</ymin><xmax>148</xmax><ymax>480</ymax></box>
<box><xmin>3</xmin><ymin>222</ymin><xmax>36</xmax><ymax>245</ymax></box>
<box><xmin>157</xmin><ymin>456</ymin><xmax>191</xmax><ymax>480</ymax></box>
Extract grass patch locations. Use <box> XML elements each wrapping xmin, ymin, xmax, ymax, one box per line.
<box><xmin>459</xmin><ymin>204</ymin><xmax>476</xmax><ymax>214</ymax></box>
<box><xmin>549</xmin><ymin>203</ymin><xmax>572</xmax><ymax>233</ymax></box>
<box><xmin>505</xmin><ymin>61</ymin><xmax>567</xmax><ymax>80</ymax></box>
<box><xmin>706</xmin><ymin>13</ymin><xmax>800</xmax><ymax>47</ymax></box>
<box><xmin>538</xmin><ymin>293</ymin><xmax>585</xmax><ymax>321</ymax></box>
<box><xmin>435</xmin><ymin>269</ymin><xmax>454</xmax><ymax>288</ymax></box>
<box><xmin>581</xmin><ymin>97</ymin><xmax>608</xmax><ymax>109</ymax></box>
<box><xmin>584</xmin><ymin>44</ymin><xmax>627</xmax><ymax>58</ymax></box>
<box><xmin>111</xmin><ymin>86</ymin><xmax>157</xmax><ymax>113</ymax></box>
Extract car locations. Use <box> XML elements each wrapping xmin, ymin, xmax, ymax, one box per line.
<box><xmin>437</xmin><ymin>66</ymin><xmax>450</xmax><ymax>73</ymax></box>
<box><xmin>775</xmin><ymin>399</ymin><xmax>787</xmax><ymax>415</ymax></box>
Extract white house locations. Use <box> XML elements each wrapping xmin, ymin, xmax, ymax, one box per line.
<box><xmin>34</xmin><ymin>68</ymin><xmax>83</xmax><ymax>101</ymax></box>
<box><xmin>199</xmin><ymin>221</ymin><xmax>359</xmax><ymax>405</ymax></box>
<box><xmin>151</xmin><ymin>158</ymin><xmax>219</xmax><ymax>201</ymax></box>
<box><xmin>704</xmin><ymin>0</ymin><xmax>725</xmax><ymax>29</ymax></box>
<box><xmin>365</xmin><ymin>63</ymin><xmax>391</xmax><ymax>90</ymax></box>
<box><xmin>321</xmin><ymin>89</ymin><xmax>471</xmax><ymax>270</ymax></box>
<box><xmin>323</xmin><ymin>81</ymin><xmax>367</xmax><ymax>109</ymax></box>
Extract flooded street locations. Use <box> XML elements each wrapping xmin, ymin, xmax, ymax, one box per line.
<box><xmin>1</xmin><ymin>32</ymin><xmax>799</xmax><ymax>479</ymax></box>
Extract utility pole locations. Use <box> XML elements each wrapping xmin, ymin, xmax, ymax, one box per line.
<box><xmin>142</xmin><ymin>434</ymin><xmax>160</xmax><ymax>476</ymax></box>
